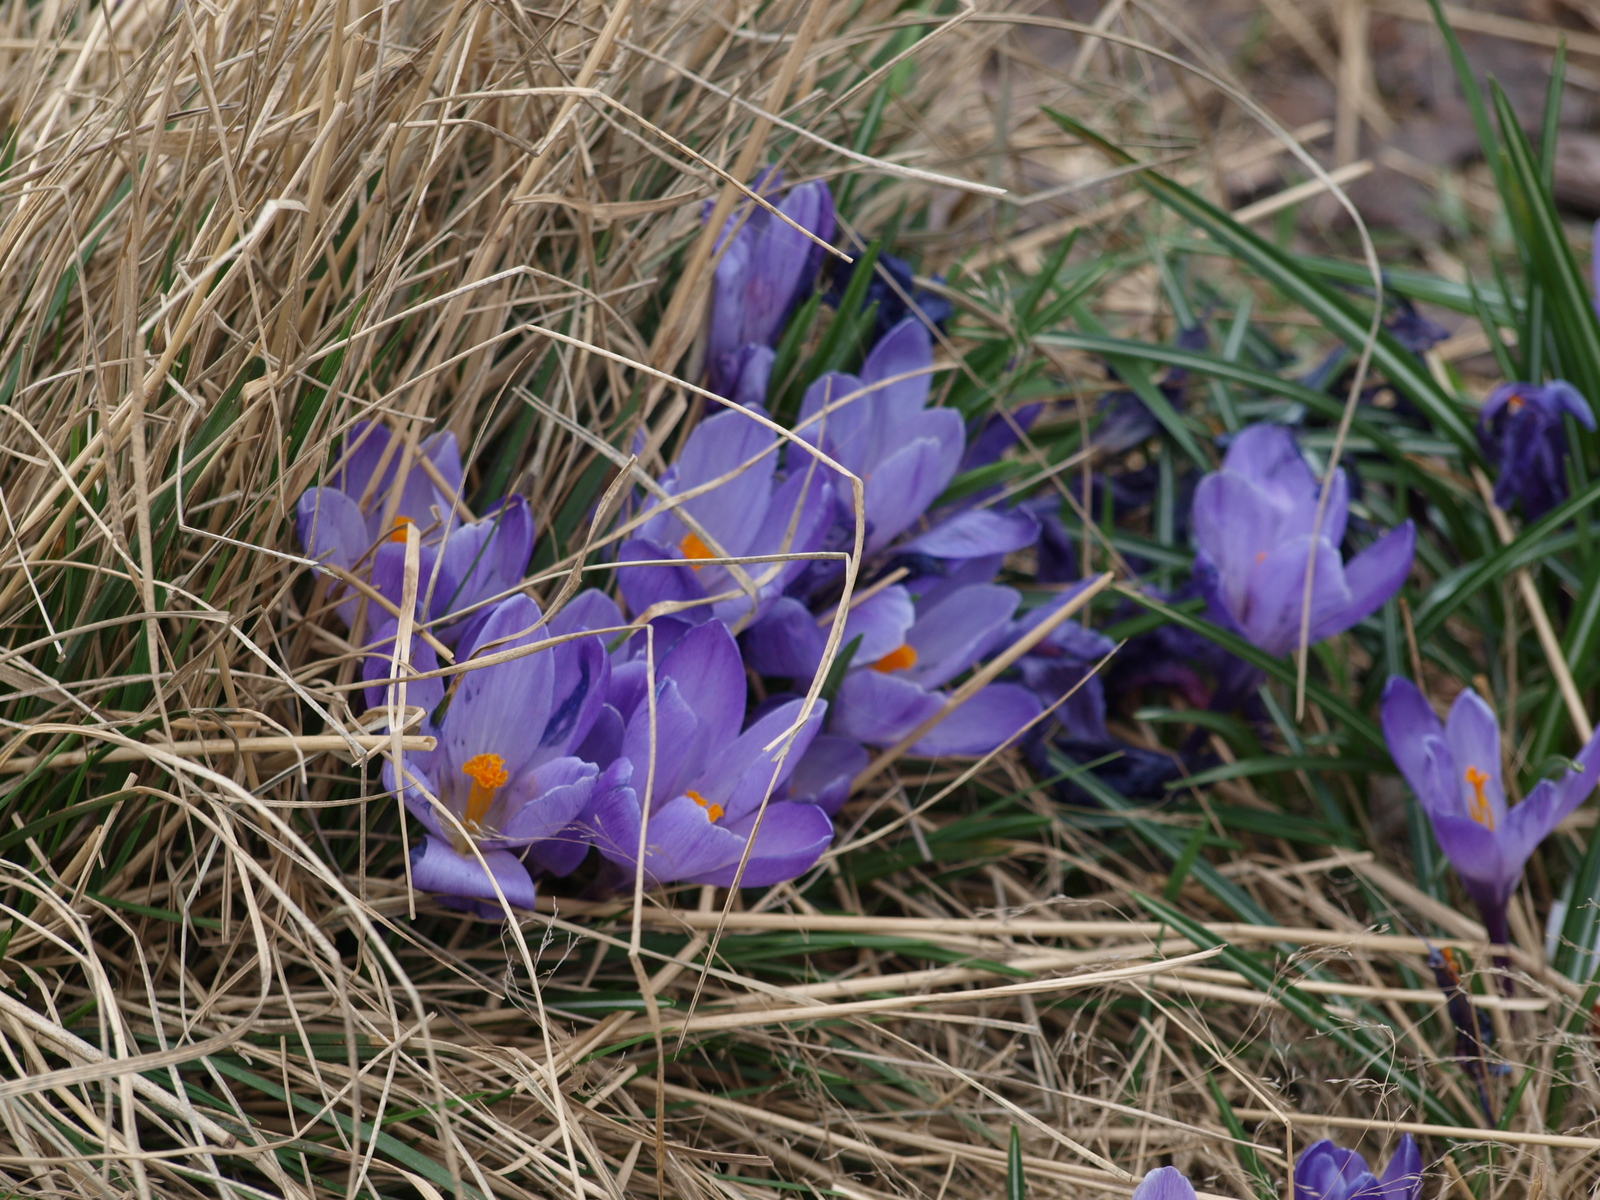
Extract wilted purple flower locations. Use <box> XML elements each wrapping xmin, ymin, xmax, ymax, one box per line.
<box><xmin>385</xmin><ymin>595</ymin><xmax>609</xmax><ymax>912</ymax></box>
<box><xmin>584</xmin><ymin>622</ymin><xmax>834</xmax><ymax>887</ymax></box>
<box><xmin>1386</xmin><ymin>298</ymin><xmax>1451</xmax><ymax>355</ymax></box>
<box><xmin>617</xmin><ymin>408</ymin><xmax>831</xmax><ymax>629</ymax></box>
<box><xmin>1477</xmin><ymin>380</ymin><xmax>1595</xmax><ymax>521</ymax></box>
<box><xmin>824</xmin><ymin>251</ymin><xmax>952</xmax><ymax>340</ymax></box>
<box><xmin>1381</xmin><ymin>677</ymin><xmax>1600</xmax><ymax>947</ymax></box>
<box><xmin>1192</xmin><ymin>424</ymin><xmax>1414</xmax><ymax>656</ymax></box>
<box><xmin>708</xmin><ymin>177</ymin><xmax>834</xmax><ymax>395</ymax></box>
<box><xmin>1294</xmin><ymin>1135</ymin><xmax>1421</xmax><ymax>1200</ymax></box>
<box><xmin>297</xmin><ymin>421</ymin><xmax>533</xmax><ymax>640</ymax></box>
<box><xmin>1131</xmin><ymin>1167</ymin><xmax>1197</xmax><ymax>1200</ymax></box>
<box><xmin>830</xmin><ymin>582</ymin><xmax>1042</xmax><ymax>757</ymax></box>
<box><xmin>797</xmin><ymin>318</ymin><xmax>963</xmax><ymax>553</ymax></box>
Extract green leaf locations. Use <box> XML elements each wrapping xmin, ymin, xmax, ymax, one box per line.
<box><xmin>1042</xmin><ymin>108</ymin><xmax>1480</xmax><ymax>458</ymax></box>
<box><xmin>1169</xmin><ymin>755</ymin><xmax>1388</xmax><ymax>790</ymax></box>
<box><xmin>1007</xmin><ymin>1126</ymin><xmax>1025</xmax><ymax>1200</ymax></box>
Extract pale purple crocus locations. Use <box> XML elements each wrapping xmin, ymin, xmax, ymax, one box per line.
<box><xmin>1477</xmin><ymin>380</ymin><xmax>1595</xmax><ymax>520</ymax></box>
<box><xmin>708</xmin><ymin>177</ymin><xmax>834</xmax><ymax>396</ymax></box>
<box><xmin>829</xmin><ymin>582</ymin><xmax>1042</xmax><ymax>757</ymax></box>
<box><xmin>584</xmin><ymin>622</ymin><xmax>834</xmax><ymax>887</ymax></box>
<box><xmin>296</xmin><ymin>421</ymin><xmax>533</xmax><ymax>641</ymax></box>
<box><xmin>617</xmin><ymin>407</ymin><xmax>831</xmax><ymax>629</ymax></box>
<box><xmin>385</xmin><ymin>595</ymin><xmax>609</xmax><ymax>912</ymax></box>
<box><xmin>796</xmin><ymin>318</ymin><xmax>963</xmax><ymax>553</ymax></box>
<box><xmin>1381</xmin><ymin>677</ymin><xmax>1600</xmax><ymax>947</ymax></box>
<box><xmin>1132</xmin><ymin>1167</ymin><xmax>1197</xmax><ymax>1200</ymax></box>
<box><xmin>1295</xmin><ymin>1135</ymin><xmax>1422</xmax><ymax>1200</ymax></box>
<box><xmin>1192</xmin><ymin>424</ymin><xmax>1414</xmax><ymax>656</ymax></box>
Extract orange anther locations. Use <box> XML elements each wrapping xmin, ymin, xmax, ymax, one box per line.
<box><xmin>686</xmin><ymin>788</ymin><xmax>724</xmax><ymax>822</ymax></box>
<box><xmin>388</xmin><ymin>515</ymin><xmax>416</xmax><ymax>543</ymax></box>
<box><xmin>870</xmin><ymin>644</ymin><xmax>918</xmax><ymax>673</ymax></box>
<box><xmin>462</xmin><ymin>753</ymin><xmax>509</xmax><ymax>830</ymax></box>
<box><xmin>1464</xmin><ymin>765</ymin><xmax>1496</xmax><ymax>831</ymax></box>
<box><xmin>680</xmin><ymin>532</ymin><xmax>715</xmax><ymax>567</ymax></box>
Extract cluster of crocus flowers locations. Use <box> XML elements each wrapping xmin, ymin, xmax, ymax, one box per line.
<box><xmin>1191</xmin><ymin>424</ymin><xmax>1415</xmax><ymax>658</ymax></box>
<box><xmin>1125</xmin><ymin>1136</ymin><xmax>1421</xmax><ymax>1200</ymax></box>
<box><xmin>297</xmin><ymin>421</ymin><xmax>533</xmax><ymax>645</ymax></box>
<box><xmin>1381</xmin><ymin>677</ymin><xmax>1600</xmax><ymax>947</ymax></box>
<box><xmin>1476</xmin><ymin>380</ymin><xmax>1595</xmax><ymax>520</ymax></box>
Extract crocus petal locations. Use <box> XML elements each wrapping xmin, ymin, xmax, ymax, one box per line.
<box><xmin>859</xmin><ymin>318</ymin><xmax>934</xmax><ymax>448</ymax></box>
<box><xmin>903</xmin><ymin>508</ymin><xmax>1041</xmax><ymax>560</ymax></box>
<box><xmin>1428</xmin><ymin>811</ymin><xmax>1515</xmax><ymax>909</ymax></box>
<box><xmin>492</xmin><ymin>757</ymin><xmax>597</xmax><ymax>846</ymax></box>
<box><xmin>832</xmin><ymin>670</ymin><xmax>944</xmax><ymax>747</ymax></box>
<box><xmin>700</xmin><ymin>697</ymin><xmax>824</xmax><ymax>823</ymax></box>
<box><xmin>588</xmin><ymin>789</ymin><xmax>745</xmax><ymax>884</ymax></box>
<box><xmin>616</xmin><ymin>537</ymin><xmax>705</xmax><ymax>622</ymax></box>
<box><xmin>1296</xmin><ymin>1140</ymin><xmax>1377</xmax><ymax>1200</ymax></box>
<box><xmin>435</xmin><ymin>495</ymin><xmax>534</xmax><ymax>626</ymax></box>
<box><xmin>1223</xmin><ymin>423</ymin><xmax>1319</xmax><ymax>513</ymax></box>
<box><xmin>550</xmin><ymin>588</ymin><xmax>624</xmax><ymax>638</ymax></box>
<box><xmin>1239</xmin><ymin>535</ymin><xmax>1350</xmax><ymax>657</ymax></box>
<box><xmin>445</xmin><ymin>594</ymin><xmax>554</xmax><ymax>780</ymax></box>
<box><xmin>297</xmin><ymin>486</ymin><xmax>372</xmax><ymax>570</ymax></box>
<box><xmin>650</xmin><ymin>407</ymin><xmax>776</xmax><ymax>557</ymax></box>
<box><xmin>742</xmin><ymin>597</ymin><xmax>828</xmax><ymax>678</ymax></box>
<box><xmin>1371</xmin><ymin>1134</ymin><xmax>1421</xmax><ymax>1200</ymax></box>
<box><xmin>799</xmin><ymin>370</ymin><xmax>874</xmax><ymax>476</ymax></box>
<box><xmin>384</xmin><ymin>752</ymin><xmax>446</xmax><ymax>839</ymax></box>
<box><xmin>1190</xmin><ymin>471</ymin><xmax>1283</xmax><ymax>620</ymax></box>
<box><xmin>361</xmin><ymin>620</ymin><xmax>445</xmax><ymax>719</ymax></box>
<box><xmin>575</xmin><ymin>703</ymin><xmax>625</xmax><ymax>769</ymax></box>
<box><xmin>1545</xmin><ymin>379</ymin><xmax>1597</xmax><ymax>430</ymax></box>
<box><xmin>785</xmin><ymin>734</ymin><xmax>867</xmax><ymax>814</ymax></box>
<box><xmin>540</xmin><ymin>631</ymin><xmax>610</xmax><ymax>759</ymax></box>
<box><xmin>1312</xmin><ymin>521</ymin><xmax>1414</xmax><ymax>643</ymax></box>
<box><xmin>522</xmin><ymin>826</ymin><xmax>592</xmax><ymax>878</ymax></box>
<box><xmin>1130</xmin><ymin>1167</ymin><xmax>1198</xmax><ymax>1200</ymax></box>
<box><xmin>708</xmin><ymin>467</ymin><xmax>833</xmax><ymax>627</ymax></box>
<box><xmin>862</xmin><ymin>437</ymin><xmax>949</xmax><ymax>553</ymax></box>
<box><xmin>904</xmin><ymin>583</ymin><xmax>1020</xmax><ymax>689</ymax></box>
<box><xmin>907</xmin><ymin>682</ymin><xmax>1041</xmax><ymax>757</ymax></box>
<box><xmin>409</xmin><ymin>837</ymin><xmax>538</xmax><ymax>912</ymax></box>
<box><xmin>1444</xmin><ymin>687</ymin><xmax>1506</xmax><ymax>826</ymax></box>
<box><xmin>693</xmin><ymin>802</ymin><xmax>834</xmax><ymax>887</ymax></box>
<box><xmin>1552</xmin><ymin>721</ymin><xmax>1600</xmax><ymax>814</ymax></box>
<box><xmin>841</xmin><ymin>585</ymin><xmax>917</xmax><ymax>666</ymax></box>
<box><xmin>620</xmin><ymin>676</ymin><xmax>699</xmax><ymax>806</ymax></box>
<box><xmin>1380</xmin><ymin>677</ymin><xmax>1456</xmax><ymax>814</ymax></box>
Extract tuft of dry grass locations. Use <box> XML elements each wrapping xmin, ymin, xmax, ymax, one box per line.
<box><xmin>0</xmin><ymin>0</ymin><xmax>1598</xmax><ymax>1197</ymax></box>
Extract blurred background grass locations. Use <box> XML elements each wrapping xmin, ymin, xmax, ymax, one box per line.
<box><xmin>1</xmin><ymin>0</ymin><xmax>1600</xmax><ymax>1197</ymax></box>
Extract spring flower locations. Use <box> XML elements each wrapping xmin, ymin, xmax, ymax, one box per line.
<box><xmin>1477</xmin><ymin>380</ymin><xmax>1595</xmax><ymax>521</ymax></box>
<box><xmin>385</xmin><ymin>595</ymin><xmax>609</xmax><ymax>912</ymax></box>
<box><xmin>830</xmin><ymin>582</ymin><xmax>1042</xmax><ymax>757</ymax></box>
<box><xmin>1131</xmin><ymin>1167</ymin><xmax>1196</xmax><ymax>1200</ymax></box>
<box><xmin>1192</xmin><ymin>424</ymin><xmax>1414</xmax><ymax>656</ymax></box>
<box><xmin>796</xmin><ymin>318</ymin><xmax>963</xmax><ymax>553</ymax></box>
<box><xmin>296</xmin><ymin>421</ymin><xmax>533</xmax><ymax>640</ymax></box>
<box><xmin>1381</xmin><ymin>677</ymin><xmax>1600</xmax><ymax>946</ymax></box>
<box><xmin>708</xmin><ymin>176</ymin><xmax>834</xmax><ymax>396</ymax></box>
<box><xmin>1294</xmin><ymin>1135</ymin><xmax>1421</xmax><ymax>1200</ymax></box>
<box><xmin>1008</xmin><ymin>583</ymin><xmax>1116</xmax><ymax>744</ymax></box>
<box><xmin>823</xmin><ymin>251</ymin><xmax>952</xmax><ymax>340</ymax></box>
<box><xmin>617</xmin><ymin>407</ymin><xmax>832</xmax><ymax>629</ymax></box>
<box><xmin>584</xmin><ymin>621</ymin><xmax>834</xmax><ymax>887</ymax></box>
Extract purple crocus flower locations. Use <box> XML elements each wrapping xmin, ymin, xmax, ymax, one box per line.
<box><xmin>1294</xmin><ymin>1135</ymin><xmax>1421</xmax><ymax>1200</ymax></box>
<box><xmin>1131</xmin><ymin>1167</ymin><xmax>1196</xmax><ymax>1200</ymax></box>
<box><xmin>1009</xmin><ymin>583</ymin><xmax>1116</xmax><ymax>744</ymax></box>
<box><xmin>384</xmin><ymin>595</ymin><xmax>609</xmax><ymax>912</ymax></box>
<box><xmin>584</xmin><ymin>621</ymin><xmax>834</xmax><ymax>887</ymax></box>
<box><xmin>796</xmin><ymin>318</ymin><xmax>963</xmax><ymax>553</ymax></box>
<box><xmin>708</xmin><ymin>177</ymin><xmax>834</xmax><ymax>396</ymax></box>
<box><xmin>823</xmin><ymin>251</ymin><xmax>953</xmax><ymax>340</ymax></box>
<box><xmin>617</xmin><ymin>407</ymin><xmax>831</xmax><ymax>629</ymax></box>
<box><xmin>828</xmin><ymin>582</ymin><xmax>1042</xmax><ymax>757</ymax></box>
<box><xmin>1381</xmin><ymin>677</ymin><xmax>1600</xmax><ymax>947</ymax></box>
<box><xmin>296</xmin><ymin>421</ymin><xmax>533</xmax><ymax>641</ymax></box>
<box><xmin>1476</xmin><ymin>380</ymin><xmax>1595</xmax><ymax>520</ymax></box>
<box><xmin>1192</xmin><ymin>424</ymin><xmax>1414</xmax><ymax>656</ymax></box>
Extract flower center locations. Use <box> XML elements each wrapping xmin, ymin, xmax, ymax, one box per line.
<box><xmin>680</xmin><ymin>531</ymin><xmax>714</xmax><ymax>569</ymax></box>
<box><xmin>870</xmin><ymin>644</ymin><xmax>918</xmax><ymax>673</ymax></box>
<box><xmin>685</xmin><ymin>788</ymin><xmax>723</xmax><ymax>822</ymax></box>
<box><xmin>1464</xmin><ymin>765</ymin><xmax>1496</xmax><ymax>830</ymax></box>
<box><xmin>388</xmin><ymin>514</ymin><xmax>416</xmax><ymax>543</ymax></box>
<box><xmin>461</xmin><ymin>753</ymin><xmax>509</xmax><ymax>832</ymax></box>
<box><xmin>1506</xmin><ymin>390</ymin><xmax>1525</xmax><ymax>412</ymax></box>
<box><xmin>1254</xmin><ymin>550</ymin><xmax>1267</xmax><ymax>564</ymax></box>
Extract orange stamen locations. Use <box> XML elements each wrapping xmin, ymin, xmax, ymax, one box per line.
<box><xmin>686</xmin><ymin>788</ymin><xmax>724</xmax><ymax>822</ymax></box>
<box><xmin>870</xmin><ymin>644</ymin><xmax>918</xmax><ymax>673</ymax></box>
<box><xmin>1506</xmin><ymin>391</ymin><xmax>1525</xmax><ymax>411</ymax></box>
<box><xmin>1254</xmin><ymin>550</ymin><xmax>1267</xmax><ymax>564</ymax></box>
<box><xmin>680</xmin><ymin>531</ymin><xmax>714</xmax><ymax>568</ymax></box>
<box><xmin>462</xmin><ymin>753</ymin><xmax>509</xmax><ymax>831</ymax></box>
<box><xmin>1464</xmin><ymin>765</ymin><xmax>1496</xmax><ymax>830</ymax></box>
<box><xmin>388</xmin><ymin>515</ymin><xmax>416</xmax><ymax>543</ymax></box>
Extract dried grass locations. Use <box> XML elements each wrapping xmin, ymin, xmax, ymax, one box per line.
<box><xmin>0</xmin><ymin>0</ymin><xmax>1597</xmax><ymax>1197</ymax></box>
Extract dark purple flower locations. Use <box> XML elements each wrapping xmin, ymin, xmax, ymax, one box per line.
<box><xmin>1008</xmin><ymin>582</ymin><xmax>1115</xmax><ymax>743</ymax></box>
<box><xmin>296</xmin><ymin>422</ymin><xmax>533</xmax><ymax>641</ymax></box>
<box><xmin>824</xmin><ymin>251</ymin><xmax>952</xmax><ymax>340</ymax></box>
<box><xmin>1476</xmin><ymin>380</ymin><xmax>1595</xmax><ymax>520</ymax></box>
<box><xmin>583</xmin><ymin>622</ymin><xmax>833</xmax><ymax>887</ymax></box>
<box><xmin>1132</xmin><ymin>1167</ymin><xmax>1197</xmax><ymax>1200</ymax></box>
<box><xmin>708</xmin><ymin>178</ymin><xmax>834</xmax><ymax>394</ymax></box>
<box><xmin>1294</xmin><ymin>1134</ymin><xmax>1421</xmax><ymax>1200</ymax></box>
<box><xmin>796</xmin><ymin>318</ymin><xmax>963</xmax><ymax>553</ymax></box>
<box><xmin>830</xmin><ymin>582</ymin><xmax>1042</xmax><ymax>757</ymax></box>
<box><xmin>1386</xmin><ymin>298</ymin><xmax>1451</xmax><ymax>355</ymax></box>
<box><xmin>384</xmin><ymin>595</ymin><xmax>609</xmax><ymax>913</ymax></box>
<box><xmin>1381</xmin><ymin>677</ymin><xmax>1600</xmax><ymax>947</ymax></box>
<box><xmin>1192</xmin><ymin>424</ymin><xmax>1414</xmax><ymax>656</ymax></box>
<box><xmin>617</xmin><ymin>408</ymin><xmax>832</xmax><ymax>629</ymax></box>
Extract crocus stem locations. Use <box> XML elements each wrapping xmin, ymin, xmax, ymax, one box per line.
<box><xmin>1476</xmin><ymin>899</ymin><xmax>1515</xmax><ymax>996</ymax></box>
